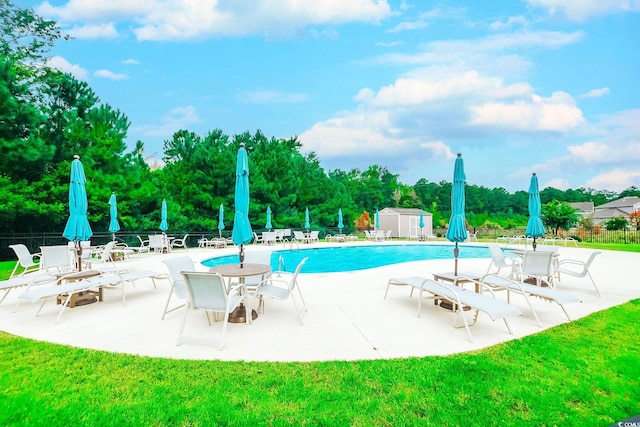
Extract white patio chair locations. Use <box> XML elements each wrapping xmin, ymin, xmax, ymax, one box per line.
<box><xmin>8</xmin><ymin>244</ymin><xmax>41</xmax><ymax>278</ymax></box>
<box><xmin>485</xmin><ymin>244</ymin><xmax>520</xmax><ymax>278</ymax></box>
<box><xmin>171</xmin><ymin>234</ymin><xmax>189</xmax><ymax>250</ymax></box>
<box><xmin>177</xmin><ymin>271</ymin><xmax>251</xmax><ymax>350</ymax></box>
<box><xmin>255</xmin><ymin>257</ymin><xmax>308</xmax><ymax>325</ymax></box>
<box><xmin>148</xmin><ymin>235</ymin><xmax>165</xmax><ymax>253</ymax></box>
<box><xmin>133</xmin><ymin>235</ymin><xmax>150</xmax><ymax>254</ymax></box>
<box><xmin>161</xmin><ymin>256</ymin><xmax>196</xmax><ymax>319</ymax></box>
<box><xmin>253</xmin><ymin>232</ymin><xmax>263</xmax><ymax>244</ymax></box>
<box><xmin>516</xmin><ymin>250</ymin><xmax>556</xmax><ymax>289</ymax></box>
<box><xmin>39</xmin><ymin>245</ymin><xmax>75</xmax><ymax>273</ymax></box>
<box><xmin>556</xmin><ymin>251</ymin><xmax>602</xmax><ymax>296</ymax></box>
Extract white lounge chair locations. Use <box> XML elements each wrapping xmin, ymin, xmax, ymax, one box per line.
<box><xmin>384</xmin><ymin>276</ymin><xmax>522</xmax><ymax>342</ymax></box>
<box><xmin>255</xmin><ymin>257</ymin><xmax>308</xmax><ymax>325</ymax></box>
<box><xmin>556</xmin><ymin>251</ymin><xmax>601</xmax><ymax>296</ymax></box>
<box><xmin>470</xmin><ymin>273</ymin><xmax>581</xmax><ymax>327</ymax></box>
<box><xmin>177</xmin><ymin>271</ymin><xmax>251</xmax><ymax>350</ymax></box>
<box><xmin>8</xmin><ymin>244</ymin><xmax>41</xmax><ymax>278</ymax></box>
<box><xmin>0</xmin><ymin>271</ymin><xmax>57</xmax><ymax>304</ymax></box>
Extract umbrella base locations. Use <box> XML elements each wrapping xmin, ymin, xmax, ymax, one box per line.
<box><xmin>227</xmin><ymin>303</ymin><xmax>258</xmax><ymax>323</ymax></box>
<box><xmin>438</xmin><ymin>299</ymin><xmax>471</xmax><ymax>311</ymax></box>
<box><xmin>523</xmin><ymin>278</ymin><xmax>550</xmax><ymax>287</ymax></box>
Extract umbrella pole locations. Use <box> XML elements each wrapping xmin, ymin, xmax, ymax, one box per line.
<box><xmin>453</xmin><ymin>242</ymin><xmax>459</xmax><ymax>276</ymax></box>
<box><xmin>533</xmin><ymin>237</ymin><xmax>537</xmax><ymax>251</ymax></box>
<box><xmin>75</xmin><ymin>241</ymin><xmax>83</xmax><ymax>272</ymax></box>
<box><xmin>239</xmin><ymin>244</ymin><xmax>245</xmax><ymax>268</ymax></box>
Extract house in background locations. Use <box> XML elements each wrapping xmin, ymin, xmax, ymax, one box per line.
<box><xmin>569</xmin><ymin>201</ymin><xmax>595</xmax><ymax>218</ymax></box>
<box><xmin>377</xmin><ymin>208</ymin><xmax>433</xmax><ymax>238</ymax></box>
<box><xmin>592</xmin><ymin>196</ymin><xmax>640</xmax><ymax>226</ymax></box>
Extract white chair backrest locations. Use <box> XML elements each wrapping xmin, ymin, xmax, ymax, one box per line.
<box><xmin>137</xmin><ymin>235</ymin><xmax>148</xmax><ymax>246</ymax></box>
<box><xmin>309</xmin><ymin>231</ymin><xmax>319</xmax><ymax>240</ymax></box>
<box><xmin>487</xmin><ymin>244</ymin><xmax>505</xmax><ymax>260</ymax></box>
<box><xmin>242</xmin><ymin>250</ymin><xmax>273</xmax><ymax>285</ymax></box>
<box><xmin>287</xmin><ymin>257</ymin><xmax>308</xmax><ymax>291</ymax></box>
<box><xmin>293</xmin><ymin>231</ymin><xmax>306</xmax><ymax>240</ymax></box>
<box><xmin>181</xmin><ymin>272</ymin><xmax>228</xmax><ymax>311</ymax></box>
<box><xmin>40</xmin><ymin>245</ymin><xmax>73</xmax><ymax>271</ymax></box>
<box><xmin>521</xmin><ymin>251</ymin><xmax>554</xmax><ymax>276</ymax></box>
<box><xmin>149</xmin><ymin>235</ymin><xmax>164</xmax><ymax>250</ymax></box>
<box><xmin>262</xmin><ymin>231</ymin><xmax>277</xmax><ymax>243</ymax></box>
<box><xmin>163</xmin><ymin>256</ymin><xmax>195</xmax><ymax>298</ymax></box>
<box><xmin>9</xmin><ymin>244</ymin><xmax>37</xmax><ymax>268</ymax></box>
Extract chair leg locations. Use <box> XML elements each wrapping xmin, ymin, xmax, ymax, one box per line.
<box><xmin>220</xmin><ymin>312</ymin><xmax>230</xmax><ymax>350</ymax></box>
<box><xmin>176</xmin><ymin>304</ymin><xmax>189</xmax><ymax>346</ymax></box>
<box><xmin>587</xmin><ymin>272</ymin><xmax>601</xmax><ymax>297</ymax></box>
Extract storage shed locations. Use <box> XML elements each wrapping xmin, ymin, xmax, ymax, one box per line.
<box><xmin>377</xmin><ymin>208</ymin><xmax>433</xmax><ymax>238</ymax></box>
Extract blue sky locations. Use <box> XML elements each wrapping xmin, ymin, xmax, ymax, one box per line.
<box><xmin>25</xmin><ymin>0</ymin><xmax>640</xmax><ymax>193</ymax></box>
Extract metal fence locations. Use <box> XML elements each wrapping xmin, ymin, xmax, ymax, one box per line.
<box><xmin>0</xmin><ymin>231</ymin><xmax>214</xmax><ymax>262</ymax></box>
<box><xmin>433</xmin><ymin>227</ymin><xmax>640</xmax><ymax>245</ymax></box>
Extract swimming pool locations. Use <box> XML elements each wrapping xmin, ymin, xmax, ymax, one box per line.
<box><xmin>201</xmin><ymin>244</ymin><xmax>491</xmax><ymax>273</ymax></box>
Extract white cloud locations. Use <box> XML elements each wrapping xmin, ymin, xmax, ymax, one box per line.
<box><xmin>386</xmin><ymin>20</ymin><xmax>428</xmax><ymax>33</ymax></box>
<box><xmin>237</xmin><ymin>90</ymin><xmax>308</xmax><ymax>104</ymax></box>
<box><xmin>527</xmin><ymin>0</ymin><xmax>640</xmax><ymax>22</ymax></box>
<box><xmin>122</xmin><ymin>58</ymin><xmax>140</xmax><ymax>65</ymax></box>
<box><xmin>489</xmin><ymin>16</ymin><xmax>529</xmax><ymax>31</ymax></box>
<box><xmin>94</xmin><ymin>69</ymin><xmax>129</xmax><ymax>80</ymax></box>
<box><xmin>68</xmin><ymin>23</ymin><xmax>118</xmax><ymax>39</ymax></box>
<box><xmin>579</xmin><ymin>87</ymin><xmax>610</xmax><ymax>99</ymax></box>
<box><xmin>375</xmin><ymin>40</ymin><xmax>403</xmax><ymax>47</ymax></box>
<box><xmin>471</xmin><ymin>91</ymin><xmax>585</xmax><ymax>131</ymax></box>
<box><xmin>584</xmin><ymin>169</ymin><xmax>640</xmax><ymax>193</ymax></box>
<box><xmin>133</xmin><ymin>106</ymin><xmax>202</xmax><ymax>138</ymax></box>
<box><xmin>37</xmin><ymin>0</ymin><xmax>154</xmax><ymax>22</ymax></box>
<box><xmin>37</xmin><ymin>0</ymin><xmax>392</xmax><ymax>41</ymax></box>
<box><xmin>45</xmin><ymin>55</ymin><xmax>89</xmax><ymax>80</ymax></box>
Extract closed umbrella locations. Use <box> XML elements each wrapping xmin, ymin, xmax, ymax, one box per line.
<box><xmin>445</xmin><ymin>153</ymin><xmax>468</xmax><ymax>276</ymax></box>
<box><xmin>338</xmin><ymin>208</ymin><xmax>344</xmax><ymax>233</ymax></box>
<box><xmin>266</xmin><ymin>206</ymin><xmax>273</xmax><ymax>230</ymax></box>
<box><xmin>304</xmin><ymin>207</ymin><xmax>310</xmax><ymax>231</ymax></box>
<box><xmin>218</xmin><ymin>203</ymin><xmax>225</xmax><ymax>238</ymax></box>
<box><xmin>108</xmin><ymin>192</ymin><xmax>120</xmax><ymax>241</ymax></box>
<box><xmin>419</xmin><ymin>209</ymin><xmax>425</xmax><ymax>237</ymax></box>
<box><xmin>159</xmin><ymin>199</ymin><xmax>168</xmax><ymax>232</ymax></box>
<box><xmin>63</xmin><ymin>155</ymin><xmax>93</xmax><ymax>271</ymax></box>
<box><xmin>375</xmin><ymin>210</ymin><xmax>380</xmax><ymax>230</ymax></box>
<box><xmin>232</xmin><ymin>143</ymin><xmax>253</xmax><ymax>267</ymax></box>
<box><xmin>525</xmin><ymin>173</ymin><xmax>545</xmax><ymax>251</ymax></box>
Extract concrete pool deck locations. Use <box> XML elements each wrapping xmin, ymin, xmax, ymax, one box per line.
<box><xmin>0</xmin><ymin>241</ymin><xmax>637</xmax><ymax>362</ymax></box>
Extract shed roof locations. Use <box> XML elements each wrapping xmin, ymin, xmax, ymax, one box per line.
<box><xmin>379</xmin><ymin>208</ymin><xmax>431</xmax><ymax>216</ymax></box>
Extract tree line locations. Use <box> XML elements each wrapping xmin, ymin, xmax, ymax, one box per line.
<box><xmin>1</xmin><ymin>0</ymin><xmax>639</xmax><ymax>238</ymax></box>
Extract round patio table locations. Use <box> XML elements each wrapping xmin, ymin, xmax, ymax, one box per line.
<box><xmin>210</xmin><ymin>263</ymin><xmax>272</xmax><ymax>323</ymax></box>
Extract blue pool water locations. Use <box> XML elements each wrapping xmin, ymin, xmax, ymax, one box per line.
<box><xmin>202</xmin><ymin>244</ymin><xmax>491</xmax><ymax>273</ymax></box>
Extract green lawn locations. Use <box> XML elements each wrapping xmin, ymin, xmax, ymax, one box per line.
<box><xmin>1</xmin><ymin>247</ymin><xmax>639</xmax><ymax>426</ymax></box>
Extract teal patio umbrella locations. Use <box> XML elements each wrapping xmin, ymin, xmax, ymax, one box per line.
<box><xmin>338</xmin><ymin>208</ymin><xmax>344</xmax><ymax>233</ymax></box>
<box><xmin>232</xmin><ymin>143</ymin><xmax>253</xmax><ymax>267</ymax></box>
<box><xmin>375</xmin><ymin>210</ymin><xmax>380</xmax><ymax>230</ymax></box>
<box><xmin>304</xmin><ymin>207</ymin><xmax>310</xmax><ymax>231</ymax></box>
<box><xmin>525</xmin><ymin>173</ymin><xmax>545</xmax><ymax>250</ymax></box>
<box><xmin>445</xmin><ymin>153</ymin><xmax>468</xmax><ymax>275</ymax></box>
<box><xmin>108</xmin><ymin>192</ymin><xmax>120</xmax><ymax>241</ymax></box>
<box><xmin>159</xmin><ymin>199</ymin><xmax>168</xmax><ymax>232</ymax></box>
<box><xmin>266</xmin><ymin>206</ymin><xmax>273</xmax><ymax>230</ymax></box>
<box><xmin>419</xmin><ymin>209</ymin><xmax>425</xmax><ymax>237</ymax></box>
<box><xmin>63</xmin><ymin>155</ymin><xmax>93</xmax><ymax>271</ymax></box>
<box><xmin>218</xmin><ymin>203</ymin><xmax>225</xmax><ymax>238</ymax></box>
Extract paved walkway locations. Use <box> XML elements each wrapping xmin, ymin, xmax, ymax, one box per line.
<box><xmin>1</xmin><ymin>242</ymin><xmax>637</xmax><ymax>362</ymax></box>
